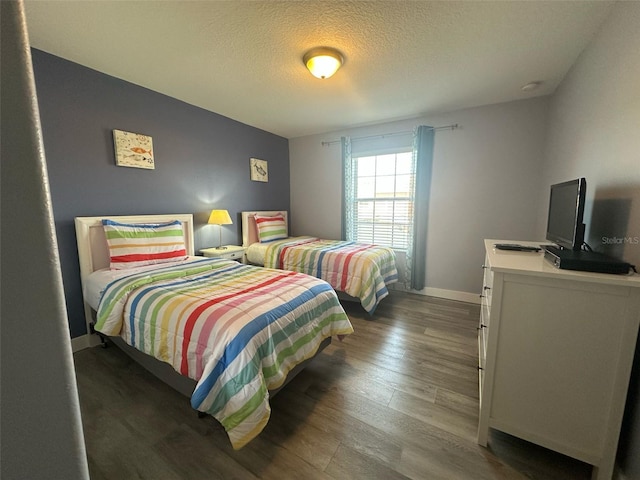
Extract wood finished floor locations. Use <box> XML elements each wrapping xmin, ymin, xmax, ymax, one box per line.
<box><xmin>74</xmin><ymin>291</ymin><xmax>593</xmax><ymax>479</ymax></box>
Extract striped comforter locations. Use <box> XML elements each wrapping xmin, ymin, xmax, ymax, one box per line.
<box><xmin>94</xmin><ymin>257</ymin><xmax>353</xmax><ymax>449</ymax></box>
<box><xmin>263</xmin><ymin>237</ymin><xmax>398</xmax><ymax>314</ymax></box>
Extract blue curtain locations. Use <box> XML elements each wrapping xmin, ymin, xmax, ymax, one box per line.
<box><xmin>341</xmin><ymin>136</ymin><xmax>353</xmax><ymax>241</ymax></box>
<box><xmin>410</xmin><ymin>126</ymin><xmax>435</xmax><ymax>290</ymax></box>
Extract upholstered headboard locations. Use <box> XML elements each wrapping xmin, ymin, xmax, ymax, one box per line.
<box><xmin>241</xmin><ymin>211</ymin><xmax>288</xmax><ymax>247</ymax></box>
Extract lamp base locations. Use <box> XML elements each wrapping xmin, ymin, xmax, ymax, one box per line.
<box><xmin>216</xmin><ymin>225</ymin><xmax>227</xmax><ymax>250</ymax></box>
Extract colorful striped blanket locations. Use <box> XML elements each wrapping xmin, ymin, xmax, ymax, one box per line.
<box><xmin>95</xmin><ymin>257</ymin><xmax>353</xmax><ymax>449</ymax></box>
<box><xmin>263</xmin><ymin>237</ymin><xmax>398</xmax><ymax>314</ymax></box>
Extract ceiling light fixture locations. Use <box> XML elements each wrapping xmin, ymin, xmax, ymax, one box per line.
<box><xmin>303</xmin><ymin>47</ymin><xmax>344</xmax><ymax>79</ymax></box>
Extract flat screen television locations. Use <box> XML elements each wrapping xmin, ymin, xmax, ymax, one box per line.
<box><xmin>546</xmin><ymin>178</ymin><xmax>587</xmax><ymax>251</ymax></box>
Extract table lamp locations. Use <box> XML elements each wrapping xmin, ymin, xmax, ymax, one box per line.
<box><xmin>208</xmin><ymin>209</ymin><xmax>233</xmax><ymax>249</ymax></box>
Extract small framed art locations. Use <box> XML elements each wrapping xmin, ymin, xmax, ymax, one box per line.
<box><xmin>250</xmin><ymin>158</ymin><xmax>268</xmax><ymax>182</ymax></box>
<box><xmin>113</xmin><ymin>129</ymin><xmax>155</xmax><ymax>169</ymax></box>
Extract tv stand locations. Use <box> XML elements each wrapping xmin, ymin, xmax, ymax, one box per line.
<box><xmin>479</xmin><ymin>240</ymin><xmax>640</xmax><ymax>480</ymax></box>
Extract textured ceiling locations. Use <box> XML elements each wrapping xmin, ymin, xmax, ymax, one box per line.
<box><xmin>24</xmin><ymin>1</ymin><xmax>614</xmax><ymax>139</ymax></box>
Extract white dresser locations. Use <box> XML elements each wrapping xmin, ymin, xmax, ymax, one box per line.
<box><xmin>478</xmin><ymin>239</ymin><xmax>640</xmax><ymax>480</ymax></box>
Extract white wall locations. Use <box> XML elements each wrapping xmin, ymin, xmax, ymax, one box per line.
<box><xmin>536</xmin><ymin>2</ymin><xmax>640</xmax><ymax>478</ymax></box>
<box><xmin>1</xmin><ymin>2</ymin><xmax>89</xmax><ymax>478</ymax></box>
<box><xmin>536</xmin><ymin>2</ymin><xmax>640</xmax><ymax>269</ymax></box>
<box><xmin>290</xmin><ymin>96</ymin><xmax>549</xmax><ymax>301</ymax></box>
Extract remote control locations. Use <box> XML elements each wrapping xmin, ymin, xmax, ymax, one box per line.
<box><xmin>494</xmin><ymin>244</ymin><xmax>541</xmax><ymax>252</ymax></box>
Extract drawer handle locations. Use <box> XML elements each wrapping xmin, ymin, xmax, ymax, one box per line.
<box><xmin>483</xmin><ymin>286</ymin><xmax>491</xmax><ymax>291</ymax></box>
<box><xmin>477</xmin><ymin>366</ymin><xmax>484</xmax><ymax>371</ymax></box>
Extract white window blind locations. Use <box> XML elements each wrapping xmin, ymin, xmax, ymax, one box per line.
<box><xmin>350</xmin><ymin>149</ymin><xmax>414</xmax><ymax>249</ymax></box>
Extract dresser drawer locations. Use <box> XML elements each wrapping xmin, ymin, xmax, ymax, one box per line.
<box><xmin>225</xmin><ymin>250</ymin><xmax>244</xmax><ymax>260</ymax></box>
<box><xmin>481</xmin><ymin>259</ymin><xmax>493</xmax><ymax>308</ymax></box>
<box><xmin>479</xmin><ymin>303</ymin><xmax>490</xmax><ymax>353</ymax></box>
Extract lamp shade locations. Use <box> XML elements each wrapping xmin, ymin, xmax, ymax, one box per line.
<box><xmin>208</xmin><ymin>209</ymin><xmax>233</xmax><ymax>225</ymax></box>
<box><xmin>303</xmin><ymin>47</ymin><xmax>343</xmax><ymax>79</ymax></box>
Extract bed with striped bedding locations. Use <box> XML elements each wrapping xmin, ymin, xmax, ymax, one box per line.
<box><xmin>262</xmin><ymin>237</ymin><xmax>398</xmax><ymax>314</ymax></box>
<box><xmin>94</xmin><ymin>256</ymin><xmax>353</xmax><ymax>449</ymax></box>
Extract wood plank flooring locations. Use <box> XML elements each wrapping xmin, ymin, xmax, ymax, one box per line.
<box><xmin>73</xmin><ymin>291</ymin><xmax>593</xmax><ymax>479</ymax></box>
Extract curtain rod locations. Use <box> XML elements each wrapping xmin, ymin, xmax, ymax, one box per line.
<box><xmin>321</xmin><ymin>123</ymin><xmax>459</xmax><ymax>146</ymax></box>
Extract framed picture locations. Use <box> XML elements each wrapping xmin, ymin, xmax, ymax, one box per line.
<box><xmin>250</xmin><ymin>158</ymin><xmax>268</xmax><ymax>182</ymax></box>
<box><xmin>113</xmin><ymin>129</ymin><xmax>155</xmax><ymax>169</ymax></box>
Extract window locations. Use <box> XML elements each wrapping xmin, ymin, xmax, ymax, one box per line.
<box><xmin>346</xmin><ymin>148</ymin><xmax>414</xmax><ymax>250</ymax></box>
<box><xmin>342</xmin><ymin>127</ymin><xmax>434</xmax><ymax>290</ymax></box>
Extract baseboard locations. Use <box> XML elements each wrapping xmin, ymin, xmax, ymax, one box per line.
<box><xmin>390</xmin><ymin>283</ymin><xmax>480</xmax><ymax>304</ymax></box>
<box><xmin>71</xmin><ymin>333</ymin><xmax>101</xmax><ymax>352</ymax></box>
<box><xmin>71</xmin><ymin>335</ymin><xmax>89</xmax><ymax>352</ymax></box>
<box><xmin>422</xmin><ymin>287</ymin><xmax>481</xmax><ymax>304</ymax></box>
<box><xmin>409</xmin><ymin>287</ymin><xmax>480</xmax><ymax>304</ymax></box>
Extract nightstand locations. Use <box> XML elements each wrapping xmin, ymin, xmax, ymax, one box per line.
<box><xmin>199</xmin><ymin>245</ymin><xmax>246</xmax><ymax>262</ymax></box>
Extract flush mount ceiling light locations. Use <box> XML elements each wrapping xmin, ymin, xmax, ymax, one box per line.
<box><xmin>303</xmin><ymin>47</ymin><xmax>344</xmax><ymax>79</ymax></box>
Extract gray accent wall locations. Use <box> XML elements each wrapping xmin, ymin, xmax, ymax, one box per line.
<box><xmin>31</xmin><ymin>49</ymin><xmax>290</xmax><ymax>338</ymax></box>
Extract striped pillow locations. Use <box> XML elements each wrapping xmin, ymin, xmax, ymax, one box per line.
<box><xmin>254</xmin><ymin>214</ymin><xmax>287</xmax><ymax>243</ymax></box>
<box><xmin>102</xmin><ymin>219</ymin><xmax>188</xmax><ymax>269</ymax></box>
